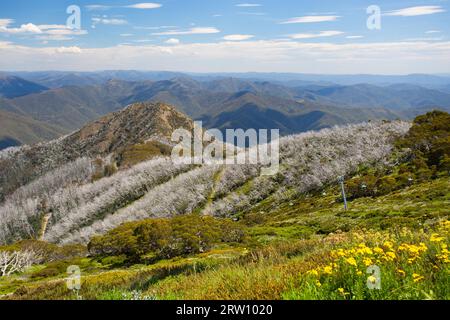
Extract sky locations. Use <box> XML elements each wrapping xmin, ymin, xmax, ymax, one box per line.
<box><xmin>0</xmin><ymin>0</ymin><xmax>450</xmax><ymax>74</ymax></box>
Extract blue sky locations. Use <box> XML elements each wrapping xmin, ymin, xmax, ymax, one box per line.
<box><xmin>1</xmin><ymin>0</ymin><xmax>450</xmax><ymax>73</ymax></box>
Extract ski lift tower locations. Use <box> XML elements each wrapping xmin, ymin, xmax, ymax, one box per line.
<box><xmin>338</xmin><ymin>176</ymin><xmax>348</xmax><ymax>211</ymax></box>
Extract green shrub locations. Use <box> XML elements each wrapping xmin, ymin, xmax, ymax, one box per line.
<box><xmin>88</xmin><ymin>215</ymin><xmax>246</xmax><ymax>261</ymax></box>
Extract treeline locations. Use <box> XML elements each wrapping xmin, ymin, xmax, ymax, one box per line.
<box><xmin>88</xmin><ymin>215</ymin><xmax>245</xmax><ymax>262</ymax></box>
<box><xmin>345</xmin><ymin>111</ymin><xmax>450</xmax><ymax>200</ymax></box>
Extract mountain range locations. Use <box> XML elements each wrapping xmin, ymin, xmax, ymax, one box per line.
<box><xmin>1</xmin><ymin>71</ymin><xmax>449</xmax><ymax>149</ymax></box>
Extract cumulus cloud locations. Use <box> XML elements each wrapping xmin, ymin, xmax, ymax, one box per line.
<box><xmin>385</xmin><ymin>6</ymin><xmax>445</xmax><ymax>17</ymax></box>
<box><xmin>0</xmin><ymin>22</ymin><xmax>42</xmax><ymax>34</ymax></box>
<box><xmin>0</xmin><ymin>20</ymin><xmax>87</xmax><ymax>41</ymax></box>
<box><xmin>152</xmin><ymin>27</ymin><xmax>220</xmax><ymax>36</ymax></box>
<box><xmin>280</xmin><ymin>15</ymin><xmax>340</xmax><ymax>24</ymax></box>
<box><xmin>165</xmin><ymin>38</ymin><xmax>180</xmax><ymax>44</ymax></box>
<box><xmin>290</xmin><ymin>30</ymin><xmax>344</xmax><ymax>39</ymax></box>
<box><xmin>223</xmin><ymin>34</ymin><xmax>254</xmax><ymax>41</ymax></box>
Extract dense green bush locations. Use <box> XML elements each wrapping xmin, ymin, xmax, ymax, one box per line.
<box><xmin>345</xmin><ymin>111</ymin><xmax>449</xmax><ymax>201</ymax></box>
<box><xmin>88</xmin><ymin>215</ymin><xmax>246</xmax><ymax>261</ymax></box>
<box><xmin>397</xmin><ymin>110</ymin><xmax>450</xmax><ymax>172</ymax></box>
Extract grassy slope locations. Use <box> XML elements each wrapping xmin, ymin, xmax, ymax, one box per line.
<box><xmin>0</xmin><ymin>110</ymin><xmax>66</xmax><ymax>147</ymax></box>
<box><xmin>2</xmin><ymin>177</ymin><xmax>448</xmax><ymax>300</ymax></box>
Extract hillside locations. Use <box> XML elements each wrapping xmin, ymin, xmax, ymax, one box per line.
<box><xmin>0</xmin><ymin>102</ymin><xmax>193</xmax><ymax>202</ymax></box>
<box><xmin>0</xmin><ymin>111</ymin><xmax>448</xmax><ymax>300</ymax></box>
<box><xmin>0</xmin><ymin>110</ymin><xmax>65</xmax><ymax>149</ymax></box>
<box><xmin>0</xmin><ymin>104</ymin><xmax>410</xmax><ymax>244</ymax></box>
<box><xmin>0</xmin><ymin>75</ymin><xmax>48</xmax><ymax>99</ymax></box>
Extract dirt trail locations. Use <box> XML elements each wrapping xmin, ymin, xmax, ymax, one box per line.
<box><xmin>38</xmin><ymin>213</ymin><xmax>51</xmax><ymax>241</ymax></box>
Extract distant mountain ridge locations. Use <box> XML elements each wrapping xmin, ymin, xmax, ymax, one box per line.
<box><xmin>0</xmin><ymin>74</ymin><xmax>48</xmax><ymax>98</ymax></box>
<box><xmin>0</xmin><ymin>73</ymin><xmax>449</xmax><ymax>149</ymax></box>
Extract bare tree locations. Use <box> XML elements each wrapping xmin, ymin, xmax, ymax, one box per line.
<box><xmin>0</xmin><ymin>249</ymin><xmax>38</xmax><ymax>277</ymax></box>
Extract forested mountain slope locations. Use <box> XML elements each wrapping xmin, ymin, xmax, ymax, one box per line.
<box><xmin>0</xmin><ymin>101</ymin><xmax>411</xmax><ymax>244</ymax></box>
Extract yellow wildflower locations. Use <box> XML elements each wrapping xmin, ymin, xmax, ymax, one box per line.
<box><xmin>385</xmin><ymin>251</ymin><xmax>396</xmax><ymax>260</ymax></box>
<box><xmin>345</xmin><ymin>257</ymin><xmax>357</xmax><ymax>267</ymax></box>
<box><xmin>396</xmin><ymin>269</ymin><xmax>405</xmax><ymax>276</ymax></box>
<box><xmin>374</xmin><ymin>247</ymin><xmax>384</xmax><ymax>254</ymax></box>
<box><xmin>413</xmin><ymin>273</ymin><xmax>424</xmax><ymax>283</ymax></box>
<box><xmin>367</xmin><ymin>275</ymin><xmax>377</xmax><ymax>284</ymax></box>
<box><xmin>363</xmin><ymin>258</ymin><xmax>373</xmax><ymax>267</ymax></box>
<box><xmin>323</xmin><ymin>265</ymin><xmax>333</xmax><ymax>275</ymax></box>
<box><xmin>315</xmin><ymin>280</ymin><xmax>322</xmax><ymax>287</ymax></box>
<box><xmin>308</xmin><ymin>269</ymin><xmax>319</xmax><ymax>277</ymax></box>
<box><xmin>430</xmin><ymin>233</ymin><xmax>445</xmax><ymax>243</ymax></box>
<box><xmin>383</xmin><ymin>241</ymin><xmax>394</xmax><ymax>250</ymax></box>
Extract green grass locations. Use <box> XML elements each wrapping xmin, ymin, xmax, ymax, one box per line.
<box><xmin>1</xmin><ymin>178</ymin><xmax>448</xmax><ymax>300</ymax></box>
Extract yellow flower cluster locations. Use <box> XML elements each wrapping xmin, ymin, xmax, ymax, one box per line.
<box><xmin>306</xmin><ymin>224</ymin><xmax>449</xmax><ymax>280</ymax></box>
<box><xmin>436</xmin><ymin>243</ymin><xmax>449</xmax><ymax>263</ymax></box>
<box><xmin>397</xmin><ymin>242</ymin><xmax>427</xmax><ymax>264</ymax></box>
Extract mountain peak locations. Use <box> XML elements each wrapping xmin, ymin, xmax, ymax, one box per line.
<box><xmin>66</xmin><ymin>101</ymin><xmax>193</xmax><ymax>156</ymax></box>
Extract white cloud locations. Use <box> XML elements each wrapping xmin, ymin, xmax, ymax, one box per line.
<box><xmin>165</xmin><ymin>38</ymin><xmax>180</xmax><ymax>44</ymax></box>
<box><xmin>0</xmin><ymin>19</ymin><xmax>14</xmax><ymax>27</ymax></box>
<box><xmin>236</xmin><ymin>3</ymin><xmax>261</xmax><ymax>7</ymax></box>
<box><xmin>403</xmin><ymin>37</ymin><xmax>444</xmax><ymax>42</ymax></box>
<box><xmin>134</xmin><ymin>25</ymin><xmax>177</xmax><ymax>30</ymax></box>
<box><xmin>2</xmin><ymin>40</ymin><xmax>450</xmax><ymax>74</ymax></box>
<box><xmin>92</xmin><ymin>17</ymin><xmax>128</xmax><ymax>25</ymax></box>
<box><xmin>280</xmin><ymin>15</ymin><xmax>340</xmax><ymax>24</ymax></box>
<box><xmin>290</xmin><ymin>30</ymin><xmax>344</xmax><ymax>39</ymax></box>
<box><xmin>120</xmin><ymin>33</ymin><xmax>134</xmax><ymax>37</ymax></box>
<box><xmin>0</xmin><ymin>22</ymin><xmax>42</xmax><ymax>34</ymax></box>
<box><xmin>125</xmin><ymin>3</ymin><xmax>162</xmax><ymax>9</ymax></box>
<box><xmin>385</xmin><ymin>6</ymin><xmax>445</xmax><ymax>17</ymax></box>
<box><xmin>346</xmin><ymin>35</ymin><xmax>364</xmax><ymax>39</ymax></box>
<box><xmin>86</xmin><ymin>3</ymin><xmax>162</xmax><ymax>10</ymax></box>
<box><xmin>37</xmin><ymin>35</ymin><xmax>74</xmax><ymax>41</ymax></box>
<box><xmin>152</xmin><ymin>27</ymin><xmax>220</xmax><ymax>36</ymax></box>
<box><xmin>223</xmin><ymin>34</ymin><xmax>254</xmax><ymax>41</ymax></box>
<box><xmin>56</xmin><ymin>46</ymin><xmax>82</xmax><ymax>54</ymax></box>
<box><xmin>0</xmin><ymin>20</ymin><xmax>87</xmax><ymax>40</ymax></box>
<box><xmin>38</xmin><ymin>24</ymin><xmax>68</xmax><ymax>30</ymax></box>
<box><xmin>86</xmin><ymin>5</ymin><xmax>111</xmax><ymax>10</ymax></box>
<box><xmin>425</xmin><ymin>30</ymin><xmax>441</xmax><ymax>34</ymax></box>
<box><xmin>44</xmin><ymin>28</ymin><xmax>88</xmax><ymax>36</ymax></box>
